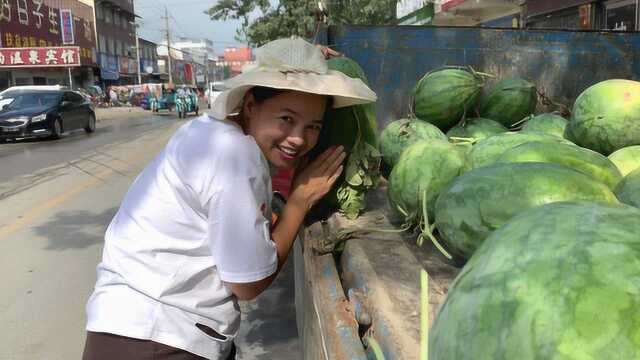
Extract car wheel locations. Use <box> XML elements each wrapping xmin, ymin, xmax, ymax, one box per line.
<box><xmin>195</xmin><ymin>107</ymin><xmax>199</xmax><ymax>116</ymax></box>
<box><xmin>51</xmin><ymin>119</ymin><xmax>62</xmax><ymax>139</ymax></box>
<box><xmin>84</xmin><ymin>114</ymin><xmax>96</xmax><ymax>133</ymax></box>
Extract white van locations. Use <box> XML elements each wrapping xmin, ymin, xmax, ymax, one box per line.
<box><xmin>206</xmin><ymin>81</ymin><xmax>226</xmax><ymax>109</ymax></box>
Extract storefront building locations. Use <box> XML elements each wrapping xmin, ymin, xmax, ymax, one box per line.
<box><xmin>94</xmin><ymin>0</ymin><xmax>138</xmax><ymax>85</ymax></box>
<box><xmin>0</xmin><ymin>0</ymin><xmax>98</xmax><ymax>90</ymax></box>
<box><xmin>525</xmin><ymin>0</ymin><xmax>638</xmax><ymax>31</ymax></box>
<box><xmin>603</xmin><ymin>0</ymin><xmax>638</xmax><ymax>30</ymax></box>
<box><xmin>138</xmin><ymin>38</ymin><xmax>160</xmax><ymax>83</ymax></box>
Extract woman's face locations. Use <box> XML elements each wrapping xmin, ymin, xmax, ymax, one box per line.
<box><xmin>242</xmin><ymin>90</ymin><xmax>327</xmax><ymax>169</ymax></box>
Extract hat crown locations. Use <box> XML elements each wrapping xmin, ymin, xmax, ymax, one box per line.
<box><xmin>255</xmin><ymin>37</ymin><xmax>328</xmax><ymax>74</ymax></box>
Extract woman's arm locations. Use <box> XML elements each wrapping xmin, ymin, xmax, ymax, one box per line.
<box><xmin>225</xmin><ymin>146</ymin><xmax>346</xmax><ymax>300</ymax></box>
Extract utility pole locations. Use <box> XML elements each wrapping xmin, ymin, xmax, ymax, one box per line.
<box><xmin>164</xmin><ymin>6</ymin><xmax>173</xmax><ymax>84</ymax></box>
<box><xmin>134</xmin><ymin>23</ymin><xmax>142</xmax><ymax>85</ymax></box>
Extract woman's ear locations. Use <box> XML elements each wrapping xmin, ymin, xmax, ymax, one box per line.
<box><xmin>242</xmin><ymin>91</ymin><xmax>257</xmax><ymax>119</ymax></box>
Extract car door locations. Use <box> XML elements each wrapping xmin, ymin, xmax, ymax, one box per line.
<box><xmin>59</xmin><ymin>91</ymin><xmax>78</xmax><ymax>129</ymax></box>
<box><xmin>69</xmin><ymin>91</ymin><xmax>89</xmax><ymax>129</ymax></box>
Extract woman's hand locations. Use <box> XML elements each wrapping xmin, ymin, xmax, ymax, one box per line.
<box><xmin>317</xmin><ymin>45</ymin><xmax>342</xmax><ymax>59</ymax></box>
<box><xmin>289</xmin><ymin>146</ymin><xmax>346</xmax><ymax>211</ymax></box>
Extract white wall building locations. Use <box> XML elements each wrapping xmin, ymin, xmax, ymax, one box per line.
<box><xmin>159</xmin><ymin>37</ymin><xmax>215</xmax><ymax>65</ymax></box>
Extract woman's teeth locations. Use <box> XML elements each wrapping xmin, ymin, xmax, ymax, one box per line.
<box><xmin>279</xmin><ymin>146</ymin><xmax>297</xmax><ymax>156</ymax></box>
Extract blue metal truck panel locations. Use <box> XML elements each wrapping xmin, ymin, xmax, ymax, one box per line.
<box><xmin>327</xmin><ymin>25</ymin><xmax>640</xmax><ymax>127</ymax></box>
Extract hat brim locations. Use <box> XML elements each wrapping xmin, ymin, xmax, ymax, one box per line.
<box><xmin>211</xmin><ymin>70</ymin><xmax>377</xmax><ymax>119</ymax></box>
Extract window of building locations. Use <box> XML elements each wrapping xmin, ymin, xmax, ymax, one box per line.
<box><xmin>114</xmin><ymin>10</ymin><xmax>120</xmax><ymax>26</ymax></box>
<box><xmin>121</xmin><ymin>14</ymin><xmax>128</xmax><ymax>29</ymax></box>
<box><xmin>99</xmin><ymin>35</ymin><xmax>106</xmax><ymax>53</ymax></box>
<box><xmin>107</xmin><ymin>37</ymin><xmax>115</xmax><ymax>55</ymax></box>
<box><xmin>105</xmin><ymin>7</ymin><xmax>113</xmax><ymax>23</ymax></box>
<box><xmin>96</xmin><ymin>4</ymin><xmax>103</xmax><ymax>20</ymax></box>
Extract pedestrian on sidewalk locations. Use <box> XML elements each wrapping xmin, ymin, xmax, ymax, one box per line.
<box><xmin>82</xmin><ymin>37</ymin><xmax>376</xmax><ymax>360</ymax></box>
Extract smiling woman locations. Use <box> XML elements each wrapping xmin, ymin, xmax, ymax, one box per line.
<box><xmin>233</xmin><ymin>87</ymin><xmax>331</xmax><ymax>169</ymax></box>
<box><xmin>83</xmin><ymin>37</ymin><xmax>376</xmax><ymax>360</ymax></box>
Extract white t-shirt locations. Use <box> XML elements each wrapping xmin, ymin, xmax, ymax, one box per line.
<box><xmin>86</xmin><ymin>115</ymin><xmax>278</xmax><ymax>359</ymax></box>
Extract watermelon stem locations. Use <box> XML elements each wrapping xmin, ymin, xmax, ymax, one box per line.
<box><xmin>419</xmin><ymin>189</ymin><xmax>452</xmax><ymax>259</ymax></box>
<box><xmin>467</xmin><ymin>65</ymin><xmax>495</xmax><ymax>80</ymax></box>
<box><xmin>449</xmin><ymin>136</ymin><xmax>478</xmax><ymax>145</ymax></box>
<box><xmin>510</xmin><ymin>115</ymin><xmax>533</xmax><ymax>130</ymax></box>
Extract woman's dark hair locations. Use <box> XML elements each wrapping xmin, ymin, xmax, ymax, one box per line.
<box><xmin>248</xmin><ymin>86</ymin><xmax>334</xmax><ymax>109</ymax></box>
<box><xmin>250</xmin><ymin>86</ymin><xmax>286</xmax><ymax>103</ymax></box>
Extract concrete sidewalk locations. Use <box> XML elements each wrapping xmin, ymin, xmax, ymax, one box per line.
<box><xmin>95</xmin><ymin>106</ymin><xmax>155</xmax><ymax>123</ymax></box>
<box><xmin>236</xmin><ymin>256</ymin><xmax>300</xmax><ymax>359</ymax></box>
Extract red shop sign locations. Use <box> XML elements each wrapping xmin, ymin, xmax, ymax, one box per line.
<box><xmin>0</xmin><ymin>46</ymin><xmax>81</xmax><ymax>68</ymax></box>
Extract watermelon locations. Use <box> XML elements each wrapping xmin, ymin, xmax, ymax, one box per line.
<box><xmin>379</xmin><ymin>118</ymin><xmax>447</xmax><ymax>169</ymax></box>
<box><xmin>497</xmin><ymin>141</ymin><xmax>622</xmax><ymax>189</ymax></box>
<box><xmin>565</xmin><ymin>79</ymin><xmax>640</xmax><ymax>155</ymax></box>
<box><xmin>520</xmin><ymin>113</ymin><xmax>568</xmax><ymax>138</ymax></box>
<box><xmin>387</xmin><ymin>140</ymin><xmax>465</xmax><ymax>224</ymax></box>
<box><xmin>446</xmin><ymin>117</ymin><xmax>507</xmax><ymax>141</ymax></box>
<box><xmin>615</xmin><ymin>168</ymin><xmax>640</xmax><ymax>208</ymax></box>
<box><xmin>413</xmin><ymin>68</ymin><xmax>484</xmax><ymax>131</ymax></box>
<box><xmin>434</xmin><ymin>162</ymin><xmax>619</xmax><ymax>260</ymax></box>
<box><xmin>467</xmin><ymin>131</ymin><xmax>572</xmax><ymax>170</ymax></box>
<box><xmin>308</xmin><ymin>57</ymin><xmax>379</xmax><ymax>220</ymax></box>
<box><xmin>480</xmin><ymin>78</ymin><xmax>538</xmax><ymax>127</ymax></box>
<box><xmin>430</xmin><ymin>201</ymin><xmax>640</xmax><ymax>360</ymax></box>
<box><xmin>608</xmin><ymin>145</ymin><xmax>640</xmax><ymax>176</ymax></box>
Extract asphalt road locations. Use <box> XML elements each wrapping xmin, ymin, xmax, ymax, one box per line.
<box><xmin>0</xmin><ymin>110</ymin><xmax>299</xmax><ymax>360</ymax></box>
<box><xmin>0</xmin><ymin>111</ymin><xmax>178</xmax><ymax>183</ymax></box>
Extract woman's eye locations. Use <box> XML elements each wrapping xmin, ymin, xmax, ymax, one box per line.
<box><xmin>307</xmin><ymin>124</ymin><xmax>322</xmax><ymax>132</ymax></box>
<box><xmin>280</xmin><ymin>116</ymin><xmax>294</xmax><ymax>124</ymax></box>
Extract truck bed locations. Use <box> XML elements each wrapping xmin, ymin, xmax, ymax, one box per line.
<box><xmin>295</xmin><ymin>185</ymin><xmax>459</xmax><ymax>359</ymax></box>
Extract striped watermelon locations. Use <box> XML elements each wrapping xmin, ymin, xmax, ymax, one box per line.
<box><xmin>387</xmin><ymin>140</ymin><xmax>465</xmax><ymax>224</ymax></box>
<box><xmin>566</xmin><ymin>79</ymin><xmax>640</xmax><ymax>155</ymax></box>
<box><xmin>497</xmin><ymin>141</ymin><xmax>622</xmax><ymax>189</ymax></box>
<box><xmin>608</xmin><ymin>145</ymin><xmax>640</xmax><ymax>176</ymax></box>
<box><xmin>615</xmin><ymin>168</ymin><xmax>640</xmax><ymax>208</ymax></box>
<box><xmin>413</xmin><ymin>68</ymin><xmax>484</xmax><ymax>131</ymax></box>
<box><xmin>520</xmin><ymin>113</ymin><xmax>568</xmax><ymax>138</ymax></box>
<box><xmin>379</xmin><ymin>118</ymin><xmax>447</xmax><ymax>169</ymax></box>
<box><xmin>434</xmin><ymin>162</ymin><xmax>619</xmax><ymax>260</ymax></box>
<box><xmin>431</xmin><ymin>202</ymin><xmax>640</xmax><ymax>360</ymax></box>
<box><xmin>467</xmin><ymin>131</ymin><xmax>572</xmax><ymax>170</ymax></box>
<box><xmin>446</xmin><ymin>117</ymin><xmax>507</xmax><ymax>141</ymax></box>
<box><xmin>480</xmin><ymin>78</ymin><xmax>538</xmax><ymax>127</ymax></box>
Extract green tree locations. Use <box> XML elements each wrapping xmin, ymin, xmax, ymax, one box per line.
<box><xmin>206</xmin><ymin>0</ymin><xmax>397</xmax><ymax>46</ymax></box>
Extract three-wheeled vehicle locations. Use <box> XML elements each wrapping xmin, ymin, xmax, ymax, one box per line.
<box><xmin>149</xmin><ymin>86</ymin><xmax>176</xmax><ymax>113</ymax></box>
<box><xmin>175</xmin><ymin>85</ymin><xmax>199</xmax><ymax>118</ymax></box>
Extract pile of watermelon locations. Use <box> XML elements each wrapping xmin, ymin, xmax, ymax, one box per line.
<box><xmin>377</xmin><ymin>67</ymin><xmax>640</xmax><ymax>358</ymax></box>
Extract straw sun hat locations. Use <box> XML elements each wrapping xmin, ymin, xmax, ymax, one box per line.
<box><xmin>211</xmin><ymin>37</ymin><xmax>377</xmax><ymax>119</ymax></box>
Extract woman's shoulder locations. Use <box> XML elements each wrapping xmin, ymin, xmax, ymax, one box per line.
<box><xmin>171</xmin><ymin>115</ymin><xmax>265</xmax><ymax>175</ymax></box>
<box><xmin>193</xmin><ymin>115</ymin><xmax>256</xmax><ymax>152</ymax></box>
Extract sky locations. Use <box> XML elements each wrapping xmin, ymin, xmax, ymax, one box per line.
<box><xmin>133</xmin><ymin>0</ymin><xmax>249</xmax><ymax>55</ymax></box>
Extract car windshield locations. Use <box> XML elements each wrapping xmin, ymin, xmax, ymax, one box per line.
<box><xmin>1</xmin><ymin>91</ymin><xmax>61</xmax><ymax>110</ymax></box>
